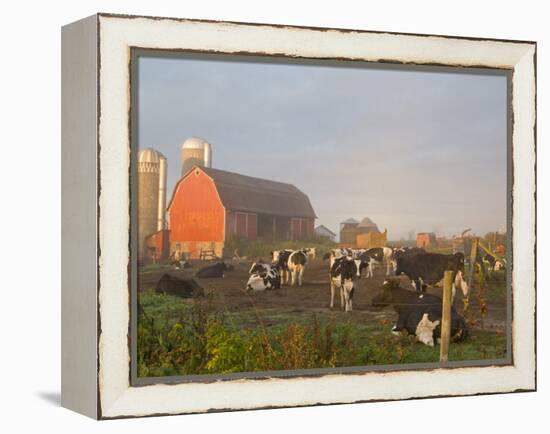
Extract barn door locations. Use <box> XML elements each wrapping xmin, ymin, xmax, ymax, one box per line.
<box><xmin>235</xmin><ymin>212</ymin><xmax>248</xmax><ymax>238</ymax></box>
<box><xmin>291</xmin><ymin>218</ymin><xmax>302</xmax><ymax>241</ymax></box>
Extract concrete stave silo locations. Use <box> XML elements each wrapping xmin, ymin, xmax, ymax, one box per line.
<box><xmin>181</xmin><ymin>136</ymin><xmax>212</xmax><ymax>176</ymax></box>
<box><xmin>138</xmin><ymin>148</ymin><xmax>167</xmax><ymax>261</ymax></box>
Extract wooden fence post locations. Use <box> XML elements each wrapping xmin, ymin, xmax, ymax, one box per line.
<box><xmin>439</xmin><ymin>270</ymin><xmax>454</xmax><ymax>363</ymax></box>
<box><xmin>467</xmin><ymin>237</ymin><xmax>478</xmax><ymax>291</ymax></box>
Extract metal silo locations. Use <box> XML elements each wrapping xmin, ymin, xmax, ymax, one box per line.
<box><xmin>181</xmin><ymin>136</ymin><xmax>212</xmax><ymax>176</ymax></box>
<box><xmin>137</xmin><ymin>148</ymin><xmax>167</xmax><ymax>261</ymax></box>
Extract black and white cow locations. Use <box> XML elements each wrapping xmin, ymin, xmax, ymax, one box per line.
<box><xmin>329</xmin><ymin>256</ymin><xmax>358</xmax><ymax>312</ymax></box>
<box><xmin>371</xmin><ymin>279</ymin><xmax>468</xmax><ymax>344</ymax></box>
<box><xmin>155</xmin><ymin>274</ymin><xmax>204</xmax><ymax>298</ymax></box>
<box><xmin>302</xmin><ymin>247</ymin><xmax>316</xmax><ymax>260</ymax></box>
<box><xmin>288</xmin><ymin>250</ymin><xmax>308</xmax><ymax>286</ymax></box>
<box><xmin>324</xmin><ymin>248</ymin><xmax>357</xmax><ymax>261</ymax></box>
<box><xmin>482</xmin><ymin>253</ymin><xmax>506</xmax><ymax>276</ymax></box>
<box><xmin>394</xmin><ymin>251</ymin><xmax>468</xmax><ymax>299</ymax></box>
<box><xmin>271</xmin><ymin>249</ymin><xmax>293</xmax><ymax>285</ymax></box>
<box><xmin>246</xmin><ymin>267</ymin><xmax>281</xmax><ymax>292</ymax></box>
<box><xmin>249</xmin><ymin>261</ymin><xmax>272</xmax><ymax>275</ymax></box>
<box><xmin>195</xmin><ymin>262</ymin><xmax>229</xmax><ymax>278</ymax></box>
<box><xmin>356</xmin><ymin>248</ymin><xmax>384</xmax><ymax>278</ymax></box>
<box><xmin>352</xmin><ymin>247</ymin><xmax>395</xmax><ymax>278</ymax></box>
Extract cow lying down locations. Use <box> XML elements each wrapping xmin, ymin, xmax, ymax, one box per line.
<box><xmin>372</xmin><ymin>279</ymin><xmax>468</xmax><ymax>346</ymax></box>
<box><xmin>195</xmin><ymin>262</ymin><xmax>232</xmax><ymax>278</ymax></box>
<box><xmin>246</xmin><ymin>262</ymin><xmax>281</xmax><ymax>291</ymax></box>
<box><xmin>155</xmin><ymin>274</ymin><xmax>204</xmax><ymax>298</ymax></box>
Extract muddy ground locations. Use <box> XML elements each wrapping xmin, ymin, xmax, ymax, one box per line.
<box><xmin>138</xmin><ymin>258</ymin><xmax>507</xmax><ymax>332</ymax></box>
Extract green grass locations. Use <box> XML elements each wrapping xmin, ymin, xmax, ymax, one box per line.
<box><xmin>137</xmin><ymin>290</ymin><xmax>507</xmax><ymax>377</ymax></box>
<box><xmin>223</xmin><ymin>235</ymin><xmax>336</xmax><ymax>260</ymax></box>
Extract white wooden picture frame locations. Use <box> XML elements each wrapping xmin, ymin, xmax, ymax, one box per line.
<box><xmin>61</xmin><ymin>13</ymin><xmax>536</xmax><ymax>419</ymax></box>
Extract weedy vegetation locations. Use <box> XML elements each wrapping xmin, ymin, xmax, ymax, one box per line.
<box><xmin>137</xmin><ymin>289</ymin><xmax>507</xmax><ymax>377</ymax></box>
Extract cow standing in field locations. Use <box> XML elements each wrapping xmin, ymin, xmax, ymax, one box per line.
<box><xmin>394</xmin><ymin>251</ymin><xmax>469</xmax><ymax>299</ymax></box>
<box><xmin>371</xmin><ymin>279</ymin><xmax>468</xmax><ymax>344</ymax></box>
<box><xmin>271</xmin><ymin>249</ymin><xmax>293</xmax><ymax>285</ymax></box>
<box><xmin>302</xmin><ymin>247</ymin><xmax>316</xmax><ymax>260</ymax></box>
<box><xmin>323</xmin><ymin>248</ymin><xmax>356</xmax><ymax>261</ymax></box>
<box><xmin>482</xmin><ymin>253</ymin><xmax>506</xmax><ymax>276</ymax></box>
<box><xmin>353</xmin><ymin>247</ymin><xmax>395</xmax><ymax>278</ymax></box>
<box><xmin>329</xmin><ymin>255</ymin><xmax>358</xmax><ymax>312</ymax></box>
<box><xmin>288</xmin><ymin>250</ymin><xmax>308</xmax><ymax>286</ymax></box>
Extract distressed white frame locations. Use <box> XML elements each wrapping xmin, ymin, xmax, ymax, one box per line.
<box><xmin>96</xmin><ymin>14</ymin><xmax>535</xmax><ymax>418</ymax></box>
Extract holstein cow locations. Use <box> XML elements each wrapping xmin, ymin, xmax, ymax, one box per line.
<box><xmin>329</xmin><ymin>256</ymin><xmax>358</xmax><ymax>312</ymax></box>
<box><xmin>372</xmin><ymin>279</ymin><xmax>468</xmax><ymax>344</ymax></box>
<box><xmin>354</xmin><ymin>247</ymin><xmax>395</xmax><ymax>278</ymax></box>
<box><xmin>246</xmin><ymin>267</ymin><xmax>281</xmax><ymax>292</ymax></box>
<box><xmin>155</xmin><ymin>274</ymin><xmax>204</xmax><ymax>298</ymax></box>
<box><xmin>302</xmin><ymin>247</ymin><xmax>316</xmax><ymax>260</ymax></box>
<box><xmin>195</xmin><ymin>262</ymin><xmax>230</xmax><ymax>278</ymax></box>
<box><xmin>415</xmin><ymin>313</ymin><xmax>441</xmax><ymax>347</ymax></box>
<box><xmin>482</xmin><ymin>253</ymin><xmax>506</xmax><ymax>276</ymax></box>
<box><xmin>323</xmin><ymin>248</ymin><xmax>357</xmax><ymax>261</ymax></box>
<box><xmin>288</xmin><ymin>250</ymin><xmax>308</xmax><ymax>286</ymax></box>
<box><xmin>394</xmin><ymin>251</ymin><xmax>468</xmax><ymax>299</ymax></box>
<box><xmin>249</xmin><ymin>261</ymin><xmax>272</xmax><ymax>275</ymax></box>
<box><xmin>271</xmin><ymin>249</ymin><xmax>293</xmax><ymax>285</ymax></box>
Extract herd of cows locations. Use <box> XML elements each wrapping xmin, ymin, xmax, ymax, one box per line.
<box><xmin>246</xmin><ymin>247</ymin><xmax>469</xmax><ymax>308</ymax></box>
<box><xmin>152</xmin><ymin>245</ymin><xmax>506</xmax><ymax>347</ymax></box>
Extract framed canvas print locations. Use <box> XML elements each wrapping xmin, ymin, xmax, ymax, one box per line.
<box><xmin>61</xmin><ymin>13</ymin><xmax>536</xmax><ymax>419</ymax></box>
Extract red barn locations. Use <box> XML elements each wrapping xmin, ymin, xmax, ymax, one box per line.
<box><xmin>167</xmin><ymin>166</ymin><xmax>316</xmax><ymax>258</ymax></box>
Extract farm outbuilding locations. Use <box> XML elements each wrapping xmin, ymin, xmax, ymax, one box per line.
<box><xmin>416</xmin><ymin>232</ymin><xmax>437</xmax><ymax>248</ymax></box>
<box><xmin>340</xmin><ymin>216</ymin><xmax>381</xmax><ymax>247</ymax></box>
<box><xmin>315</xmin><ymin>224</ymin><xmax>337</xmax><ymax>242</ymax></box>
<box><xmin>144</xmin><ymin>229</ymin><xmax>170</xmax><ymax>263</ymax></box>
<box><xmin>167</xmin><ymin>166</ymin><xmax>316</xmax><ymax>258</ymax></box>
<box><xmin>356</xmin><ymin>228</ymin><xmax>387</xmax><ymax>249</ymax></box>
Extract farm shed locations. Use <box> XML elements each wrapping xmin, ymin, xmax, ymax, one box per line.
<box><xmin>340</xmin><ymin>216</ymin><xmax>381</xmax><ymax>246</ymax></box>
<box><xmin>315</xmin><ymin>224</ymin><xmax>337</xmax><ymax>242</ymax></box>
<box><xmin>356</xmin><ymin>228</ymin><xmax>388</xmax><ymax>249</ymax></box>
<box><xmin>416</xmin><ymin>232</ymin><xmax>437</xmax><ymax>248</ymax></box>
<box><xmin>144</xmin><ymin>229</ymin><xmax>170</xmax><ymax>263</ymax></box>
<box><xmin>167</xmin><ymin>166</ymin><xmax>316</xmax><ymax>258</ymax></box>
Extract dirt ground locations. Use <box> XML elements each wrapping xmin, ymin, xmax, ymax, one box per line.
<box><xmin>138</xmin><ymin>258</ymin><xmax>507</xmax><ymax>332</ymax></box>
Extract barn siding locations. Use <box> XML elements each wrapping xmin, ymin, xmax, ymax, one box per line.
<box><xmin>290</xmin><ymin>217</ymin><xmax>313</xmax><ymax>240</ymax></box>
<box><xmin>144</xmin><ymin>229</ymin><xmax>170</xmax><ymax>262</ymax></box>
<box><xmin>169</xmin><ymin>170</ymin><xmax>225</xmax><ymax>258</ymax></box>
<box><xmin>228</xmin><ymin>210</ymin><xmax>258</xmax><ymax>240</ymax></box>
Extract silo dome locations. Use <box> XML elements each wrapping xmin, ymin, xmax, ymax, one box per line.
<box><xmin>181</xmin><ymin>136</ymin><xmax>209</xmax><ymax>150</ymax></box>
<box><xmin>138</xmin><ymin>147</ymin><xmax>161</xmax><ymax>164</ymax></box>
<box><xmin>181</xmin><ymin>136</ymin><xmax>212</xmax><ymax>176</ymax></box>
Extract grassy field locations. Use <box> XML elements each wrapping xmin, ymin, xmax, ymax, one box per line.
<box><xmin>222</xmin><ymin>235</ymin><xmax>337</xmax><ymax>260</ymax></box>
<box><xmin>137</xmin><ymin>287</ymin><xmax>507</xmax><ymax>377</ymax></box>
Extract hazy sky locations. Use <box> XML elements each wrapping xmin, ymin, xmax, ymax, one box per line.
<box><xmin>138</xmin><ymin>54</ymin><xmax>508</xmax><ymax>240</ymax></box>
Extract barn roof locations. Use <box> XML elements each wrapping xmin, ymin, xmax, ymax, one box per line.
<box><xmin>341</xmin><ymin>217</ymin><xmax>359</xmax><ymax>225</ymax></box>
<box><xmin>169</xmin><ymin>166</ymin><xmax>316</xmax><ymax>219</ymax></box>
<box><xmin>315</xmin><ymin>225</ymin><xmax>337</xmax><ymax>236</ymax></box>
<box><xmin>358</xmin><ymin>216</ymin><xmax>379</xmax><ymax>230</ymax></box>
